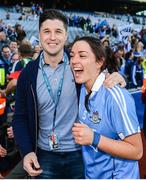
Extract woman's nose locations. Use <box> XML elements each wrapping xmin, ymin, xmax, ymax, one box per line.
<box><xmin>71</xmin><ymin>56</ymin><xmax>78</xmax><ymax>64</ymax></box>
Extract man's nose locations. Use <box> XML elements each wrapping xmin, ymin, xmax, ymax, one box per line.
<box><xmin>50</xmin><ymin>32</ymin><xmax>56</xmax><ymax>40</ymax></box>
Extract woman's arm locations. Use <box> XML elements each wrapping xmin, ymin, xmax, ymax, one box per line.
<box><xmin>72</xmin><ymin>123</ymin><xmax>143</xmax><ymax>160</ymax></box>
<box><xmin>98</xmin><ymin>132</ymin><xmax>142</xmax><ymax>160</ymax></box>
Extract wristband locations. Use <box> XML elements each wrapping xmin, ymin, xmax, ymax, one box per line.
<box><xmin>92</xmin><ymin>131</ymin><xmax>100</xmax><ymax>148</ymax></box>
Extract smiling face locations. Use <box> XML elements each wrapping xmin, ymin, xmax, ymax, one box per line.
<box><xmin>9</xmin><ymin>41</ymin><xmax>18</xmax><ymax>53</ymax></box>
<box><xmin>70</xmin><ymin>40</ymin><xmax>104</xmax><ymax>91</ymax></box>
<box><xmin>2</xmin><ymin>47</ymin><xmax>11</xmax><ymax>60</ymax></box>
<box><xmin>39</xmin><ymin>19</ymin><xmax>68</xmax><ymax>57</ymax></box>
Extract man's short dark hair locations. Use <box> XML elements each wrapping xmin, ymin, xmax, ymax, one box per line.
<box><xmin>39</xmin><ymin>9</ymin><xmax>68</xmax><ymax>31</ymax></box>
<box><xmin>2</xmin><ymin>45</ymin><xmax>10</xmax><ymax>51</ymax></box>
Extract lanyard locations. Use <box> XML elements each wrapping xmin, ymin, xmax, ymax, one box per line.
<box><xmin>40</xmin><ymin>52</ymin><xmax>68</xmax><ymax>131</ymax></box>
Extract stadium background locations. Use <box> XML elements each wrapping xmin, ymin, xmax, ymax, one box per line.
<box><xmin>0</xmin><ymin>0</ymin><xmax>146</xmax><ymax>178</ymax></box>
<box><xmin>0</xmin><ymin>0</ymin><xmax>146</xmax><ymax>14</ymax></box>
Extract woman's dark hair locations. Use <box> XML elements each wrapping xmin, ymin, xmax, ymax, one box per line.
<box><xmin>104</xmin><ymin>46</ymin><xmax>118</xmax><ymax>73</ymax></box>
<box><xmin>125</xmin><ymin>49</ymin><xmax>133</xmax><ymax>61</ymax></box>
<box><xmin>71</xmin><ymin>36</ymin><xmax>118</xmax><ymax>73</ymax></box>
<box><xmin>39</xmin><ymin>9</ymin><xmax>68</xmax><ymax>31</ymax></box>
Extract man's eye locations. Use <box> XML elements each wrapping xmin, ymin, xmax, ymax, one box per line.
<box><xmin>44</xmin><ymin>31</ymin><xmax>49</xmax><ymax>34</ymax></box>
<box><xmin>56</xmin><ymin>31</ymin><xmax>62</xmax><ymax>34</ymax></box>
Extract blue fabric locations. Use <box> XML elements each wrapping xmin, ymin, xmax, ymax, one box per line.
<box><xmin>37</xmin><ymin>52</ymin><xmax>80</xmax><ymax>152</ymax></box>
<box><xmin>131</xmin><ymin>90</ymin><xmax>145</xmax><ymax>128</ymax></box>
<box><xmin>92</xmin><ymin>131</ymin><xmax>100</xmax><ymax>148</ymax></box>
<box><xmin>79</xmin><ymin>84</ymin><xmax>140</xmax><ymax>179</ymax></box>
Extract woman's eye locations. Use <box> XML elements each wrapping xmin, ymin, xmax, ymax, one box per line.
<box><xmin>80</xmin><ymin>55</ymin><xmax>86</xmax><ymax>58</ymax></box>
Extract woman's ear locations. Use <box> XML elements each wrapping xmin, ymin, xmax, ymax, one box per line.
<box><xmin>96</xmin><ymin>58</ymin><xmax>104</xmax><ymax>69</ymax></box>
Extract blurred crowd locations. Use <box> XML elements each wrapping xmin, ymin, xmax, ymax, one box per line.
<box><xmin>0</xmin><ymin>4</ymin><xmax>146</xmax><ymax>177</ymax></box>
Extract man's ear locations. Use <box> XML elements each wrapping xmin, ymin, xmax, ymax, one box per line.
<box><xmin>65</xmin><ymin>31</ymin><xmax>68</xmax><ymax>43</ymax></box>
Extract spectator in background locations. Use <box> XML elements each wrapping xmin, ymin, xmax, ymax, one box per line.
<box><xmin>0</xmin><ymin>45</ymin><xmax>13</xmax><ymax>84</ymax></box>
<box><xmin>10</xmin><ymin>52</ymin><xmax>19</xmax><ymax>73</ymax></box>
<box><xmin>15</xmin><ymin>24</ymin><xmax>26</xmax><ymax>45</ymax></box>
<box><xmin>32</xmin><ymin>44</ymin><xmax>42</xmax><ymax>60</ymax></box>
<box><xmin>135</xmin><ymin>39</ymin><xmax>144</xmax><ymax>53</ymax></box>
<box><xmin>101</xmin><ymin>35</ymin><xmax>110</xmax><ymax>47</ymax></box>
<box><xmin>111</xmin><ymin>24</ymin><xmax>118</xmax><ymax>38</ymax></box>
<box><xmin>140</xmin><ymin>27</ymin><xmax>146</xmax><ymax>49</ymax></box>
<box><xmin>7</xmin><ymin>25</ymin><xmax>17</xmax><ymax>42</ymax></box>
<box><xmin>14</xmin><ymin>40</ymin><xmax>33</xmax><ymax>71</ymax></box>
<box><xmin>0</xmin><ymin>31</ymin><xmax>10</xmax><ymax>51</ymax></box>
<box><xmin>0</xmin><ymin>45</ymin><xmax>12</xmax><ymax>130</ymax></box>
<box><xmin>125</xmin><ymin>49</ymin><xmax>134</xmax><ymax>89</ymax></box>
<box><xmin>132</xmin><ymin>52</ymin><xmax>144</xmax><ymax>88</ymax></box>
<box><xmin>5</xmin><ymin>12</ymin><xmax>10</xmax><ymax>20</ymax></box>
<box><xmin>114</xmin><ymin>44</ymin><xmax>126</xmax><ymax>76</ymax></box>
<box><xmin>0</xmin><ymin>19</ymin><xmax>4</xmax><ymax>31</ymax></box>
<box><xmin>1</xmin><ymin>45</ymin><xmax>12</xmax><ymax>64</ymax></box>
<box><xmin>9</xmin><ymin>41</ymin><xmax>18</xmax><ymax>55</ymax></box>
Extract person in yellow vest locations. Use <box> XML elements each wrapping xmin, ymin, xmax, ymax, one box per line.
<box><xmin>0</xmin><ymin>46</ymin><xmax>11</xmax><ymax>123</ymax></box>
<box><xmin>0</xmin><ymin>45</ymin><xmax>12</xmax><ymax>76</ymax></box>
<box><xmin>0</xmin><ymin>40</ymin><xmax>33</xmax><ymax>99</ymax></box>
<box><xmin>0</xmin><ymin>68</ymin><xmax>5</xmax><ymax>88</ymax></box>
<box><xmin>142</xmin><ymin>50</ymin><xmax>146</xmax><ymax>75</ymax></box>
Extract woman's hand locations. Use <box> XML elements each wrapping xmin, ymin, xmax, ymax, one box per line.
<box><xmin>72</xmin><ymin>123</ymin><xmax>93</xmax><ymax>145</ymax></box>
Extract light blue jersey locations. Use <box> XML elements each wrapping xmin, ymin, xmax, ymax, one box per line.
<box><xmin>79</xmin><ymin>73</ymin><xmax>140</xmax><ymax>179</ymax></box>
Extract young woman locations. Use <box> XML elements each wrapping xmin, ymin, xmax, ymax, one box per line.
<box><xmin>70</xmin><ymin>36</ymin><xmax>143</xmax><ymax>179</ymax></box>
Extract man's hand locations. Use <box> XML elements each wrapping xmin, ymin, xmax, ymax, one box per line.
<box><xmin>0</xmin><ymin>173</ymin><xmax>4</xmax><ymax>179</ymax></box>
<box><xmin>7</xmin><ymin>126</ymin><xmax>14</xmax><ymax>139</ymax></box>
<box><xmin>72</xmin><ymin>123</ymin><xmax>93</xmax><ymax>145</ymax></box>
<box><xmin>0</xmin><ymin>145</ymin><xmax>7</xmax><ymax>157</ymax></box>
<box><xmin>23</xmin><ymin>152</ymin><xmax>42</xmax><ymax>177</ymax></box>
<box><xmin>104</xmin><ymin>72</ymin><xmax>126</xmax><ymax>88</ymax></box>
<box><xmin>0</xmin><ymin>89</ymin><xmax>6</xmax><ymax>97</ymax></box>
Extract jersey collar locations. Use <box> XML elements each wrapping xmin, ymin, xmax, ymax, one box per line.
<box><xmin>91</xmin><ymin>72</ymin><xmax>105</xmax><ymax>92</ymax></box>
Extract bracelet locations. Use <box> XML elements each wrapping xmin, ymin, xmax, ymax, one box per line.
<box><xmin>92</xmin><ymin>131</ymin><xmax>100</xmax><ymax>148</ymax></box>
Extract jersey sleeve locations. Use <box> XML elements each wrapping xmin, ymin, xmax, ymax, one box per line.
<box><xmin>108</xmin><ymin>86</ymin><xmax>140</xmax><ymax>140</ymax></box>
